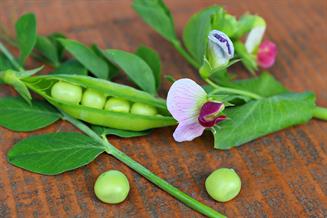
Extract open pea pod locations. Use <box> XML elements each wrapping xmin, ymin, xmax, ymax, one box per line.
<box><xmin>22</xmin><ymin>74</ymin><xmax>176</xmax><ymax>131</ymax></box>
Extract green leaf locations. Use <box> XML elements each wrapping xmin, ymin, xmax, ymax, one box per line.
<box><xmin>211</xmin><ymin>13</ymin><xmax>238</xmax><ymax>38</ymax></box>
<box><xmin>135</xmin><ymin>45</ymin><xmax>161</xmax><ymax>89</ymax></box>
<box><xmin>15</xmin><ymin>66</ymin><xmax>44</xmax><ymax>79</ymax></box>
<box><xmin>35</xmin><ymin>35</ymin><xmax>60</xmax><ymax>67</ymax></box>
<box><xmin>132</xmin><ymin>0</ymin><xmax>177</xmax><ymax>43</ymax></box>
<box><xmin>48</xmin><ymin>32</ymin><xmax>66</xmax><ymax>61</ymax></box>
<box><xmin>15</xmin><ymin>13</ymin><xmax>37</xmax><ymax>65</ymax></box>
<box><xmin>59</xmin><ymin>39</ymin><xmax>109</xmax><ymax>79</ymax></box>
<box><xmin>234</xmin><ymin>14</ymin><xmax>256</xmax><ymax>38</ymax></box>
<box><xmin>183</xmin><ymin>6</ymin><xmax>222</xmax><ymax>65</ymax></box>
<box><xmin>0</xmin><ymin>42</ymin><xmax>22</xmax><ymax>71</ymax></box>
<box><xmin>103</xmin><ymin>49</ymin><xmax>156</xmax><ymax>95</ymax></box>
<box><xmin>213</xmin><ymin>92</ymin><xmax>316</xmax><ymax>149</ymax></box>
<box><xmin>8</xmin><ymin>132</ymin><xmax>106</xmax><ymax>175</ymax></box>
<box><xmin>92</xmin><ymin>125</ymin><xmax>151</xmax><ymax>138</ymax></box>
<box><xmin>234</xmin><ymin>40</ymin><xmax>257</xmax><ymax>73</ymax></box>
<box><xmin>0</xmin><ymin>53</ymin><xmax>13</xmax><ymax>71</ymax></box>
<box><xmin>50</xmin><ymin>59</ymin><xmax>87</xmax><ymax>75</ymax></box>
<box><xmin>213</xmin><ymin>72</ymin><xmax>288</xmax><ymax>97</ymax></box>
<box><xmin>91</xmin><ymin>44</ymin><xmax>119</xmax><ymax>80</ymax></box>
<box><xmin>0</xmin><ymin>96</ymin><xmax>60</xmax><ymax>131</ymax></box>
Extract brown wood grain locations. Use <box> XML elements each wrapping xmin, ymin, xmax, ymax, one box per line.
<box><xmin>0</xmin><ymin>0</ymin><xmax>326</xmax><ymax>217</ymax></box>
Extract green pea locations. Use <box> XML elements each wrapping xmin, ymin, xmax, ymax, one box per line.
<box><xmin>94</xmin><ymin>170</ymin><xmax>130</xmax><ymax>204</ymax></box>
<box><xmin>130</xmin><ymin>102</ymin><xmax>157</xmax><ymax>116</ymax></box>
<box><xmin>205</xmin><ymin>168</ymin><xmax>241</xmax><ymax>202</ymax></box>
<box><xmin>105</xmin><ymin>97</ymin><xmax>130</xmax><ymax>113</ymax></box>
<box><xmin>51</xmin><ymin>81</ymin><xmax>82</xmax><ymax>104</ymax></box>
<box><xmin>81</xmin><ymin>88</ymin><xmax>106</xmax><ymax>109</ymax></box>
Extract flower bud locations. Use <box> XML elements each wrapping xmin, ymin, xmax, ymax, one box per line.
<box><xmin>257</xmin><ymin>40</ymin><xmax>277</xmax><ymax>69</ymax></box>
<box><xmin>245</xmin><ymin>16</ymin><xmax>266</xmax><ymax>54</ymax></box>
<box><xmin>207</xmin><ymin>30</ymin><xmax>234</xmax><ymax>68</ymax></box>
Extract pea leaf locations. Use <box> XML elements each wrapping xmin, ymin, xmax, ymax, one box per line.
<box><xmin>35</xmin><ymin>35</ymin><xmax>60</xmax><ymax>67</ymax></box>
<box><xmin>15</xmin><ymin>13</ymin><xmax>37</xmax><ymax>65</ymax></box>
<box><xmin>50</xmin><ymin>59</ymin><xmax>87</xmax><ymax>75</ymax></box>
<box><xmin>212</xmin><ymin>72</ymin><xmax>288</xmax><ymax>98</ymax></box>
<box><xmin>0</xmin><ymin>53</ymin><xmax>13</xmax><ymax>71</ymax></box>
<box><xmin>48</xmin><ymin>32</ymin><xmax>66</xmax><ymax>61</ymax></box>
<box><xmin>91</xmin><ymin>44</ymin><xmax>119</xmax><ymax>80</ymax></box>
<box><xmin>211</xmin><ymin>13</ymin><xmax>238</xmax><ymax>38</ymax></box>
<box><xmin>132</xmin><ymin>0</ymin><xmax>177</xmax><ymax>43</ymax></box>
<box><xmin>7</xmin><ymin>132</ymin><xmax>106</xmax><ymax>175</ymax></box>
<box><xmin>234</xmin><ymin>14</ymin><xmax>257</xmax><ymax>38</ymax></box>
<box><xmin>15</xmin><ymin>66</ymin><xmax>43</xmax><ymax>79</ymax></box>
<box><xmin>92</xmin><ymin>125</ymin><xmax>151</xmax><ymax>138</ymax></box>
<box><xmin>231</xmin><ymin>72</ymin><xmax>288</xmax><ymax>97</ymax></box>
<box><xmin>182</xmin><ymin>6</ymin><xmax>222</xmax><ymax>65</ymax></box>
<box><xmin>135</xmin><ymin>45</ymin><xmax>161</xmax><ymax>89</ymax></box>
<box><xmin>213</xmin><ymin>92</ymin><xmax>316</xmax><ymax>149</ymax></box>
<box><xmin>59</xmin><ymin>39</ymin><xmax>109</xmax><ymax>79</ymax></box>
<box><xmin>103</xmin><ymin>49</ymin><xmax>156</xmax><ymax>95</ymax></box>
<box><xmin>0</xmin><ymin>42</ymin><xmax>22</xmax><ymax>71</ymax></box>
<box><xmin>0</xmin><ymin>96</ymin><xmax>60</xmax><ymax>131</ymax></box>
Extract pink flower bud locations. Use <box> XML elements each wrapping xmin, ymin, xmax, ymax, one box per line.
<box><xmin>257</xmin><ymin>40</ymin><xmax>277</xmax><ymax>69</ymax></box>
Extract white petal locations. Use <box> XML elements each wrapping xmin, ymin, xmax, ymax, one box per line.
<box><xmin>173</xmin><ymin>119</ymin><xmax>206</xmax><ymax>142</ymax></box>
<box><xmin>245</xmin><ymin>16</ymin><xmax>266</xmax><ymax>54</ymax></box>
<box><xmin>167</xmin><ymin>78</ymin><xmax>207</xmax><ymax>122</ymax></box>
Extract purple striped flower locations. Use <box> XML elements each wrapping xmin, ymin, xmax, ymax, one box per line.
<box><xmin>207</xmin><ymin>30</ymin><xmax>234</xmax><ymax>68</ymax></box>
<box><xmin>167</xmin><ymin>79</ymin><xmax>226</xmax><ymax>142</ymax></box>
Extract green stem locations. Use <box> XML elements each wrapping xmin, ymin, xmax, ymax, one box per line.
<box><xmin>172</xmin><ymin>41</ymin><xmax>200</xmax><ymax>69</ymax></box>
<box><xmin>206</xmin><ymin>79</ymin><xmax>262</xmax><ymax>100</ymax></box>
<box><xmin>313</xmin><ymin>106</ymin><xmax>327</xmax><ymax>121</ymax></box>
<box><xmin>109</xmin><ymin>146</ymin><xmax>225</xmax><ymax>218</ymax></box>
<box><xmin>62</xmin><ymin>111</ymin><xmax>225</xmax><ymax>218</ymax></box>
<box><xmin>61</xmin><ymin>111</ymin><xmax>107</xmax><ymax>146</ymax></box>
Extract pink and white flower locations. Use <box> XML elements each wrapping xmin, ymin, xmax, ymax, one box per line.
<box><xmin>167</xmin><ymin>79</ymin><xmax>226</xmax><ymax>142</ymax></box>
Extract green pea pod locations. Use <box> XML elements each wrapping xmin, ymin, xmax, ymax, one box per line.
<box><xmin>22</xmin><ymin>74</ymin><xmax>176</xmax><ymax>131</ymax></box>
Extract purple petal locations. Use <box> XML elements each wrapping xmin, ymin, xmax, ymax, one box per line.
<box><xmin>167</xmin><ymin>78</ymin><xmax>207</xmax><ymax>122</ymax></box>
<box><xmin>173</xmin><ymin>119</ymin><xmax>206</xmax><ymax>142</ymax></box>
<box><xmin>199</xmin><ymin>115</ymin><xmax>226</xmax><ymax>128</ymax></box>
<box><xmin>257</xmin><ymin>40</ymin><xmax>277</xmax><ymax>69</ymax></box>
<box><xmin>198</xmin><ymin>102</ymin><xmax>226</xmax><ymax>127</ymax></box>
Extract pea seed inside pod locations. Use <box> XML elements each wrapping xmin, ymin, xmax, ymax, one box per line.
<box><xmin>51</xmin><ymin>81</ymin><xmax>82</xmax><ymax>105</ymax></box>
<box><xmin>130</xmin><ymin>102</ymin><xmax>157</xmax><ymax>116</ymax></box>
<box><xmin>105</xmin><ymin>98</ymin><xmax>130</xmax><ymax>113</ymax></box>
<box><xmin>81</xmin><ymin>88</ymin><xmax>106</xmax><ymax>109</ymax></box>
<box><xmin>94</xmin><ymin>170</ymin><xmax>130</xmax><ymax>204</ymax></box>
<box><xmin>205</xmin><ymin>168</ymin><xmax>241</xmax><ymax>202</ymax></box>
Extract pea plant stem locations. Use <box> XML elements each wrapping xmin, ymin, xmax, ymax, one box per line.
<box><xmin>313</xmin><ymin>106</ymin><xmax>327</xmax><ymax>121</ymax></box>
<box><xmin>62</xmin><ymin>111</ymin><xmax>225</xmax><ymax>218</ymax></box>
<box><xmin>109</xmin><ymin>146</ymin><xmax>225</xmax><ymax>218</ymax></box>
<box><xmin>206</xmin><ymin>79</ymin><xmax>262</xmax><ymax>100</ymax></box>
<box><xmin>172</xmin><ymin>40</ymin><xmax>200</xmax><ymax>69</ymax></box>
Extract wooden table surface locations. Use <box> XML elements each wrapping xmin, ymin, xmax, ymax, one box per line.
<box><xmin>0</xmin><ymin>0</ymin><xmax>326</xmax><ymax>217</ymax></box>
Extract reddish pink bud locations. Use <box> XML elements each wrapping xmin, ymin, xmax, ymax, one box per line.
<box><xmin>257</xmin><ymin>40</ymin><xmax>277</xmax><ymax>69</ymax></box>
